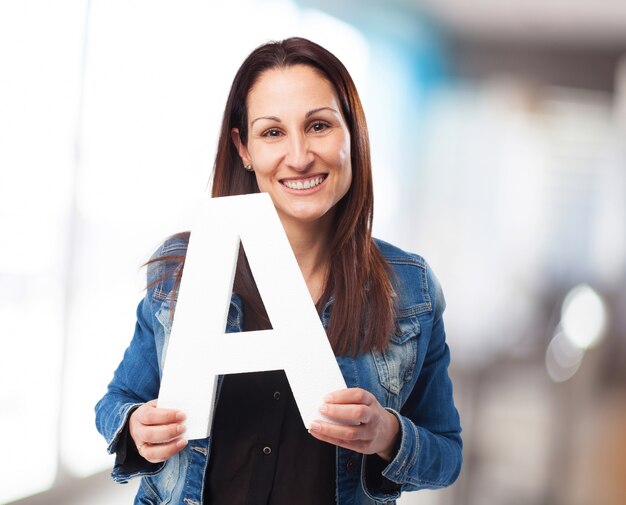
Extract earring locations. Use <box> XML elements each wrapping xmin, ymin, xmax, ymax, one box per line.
<box><xmin>244</xmin><ymin>163</ymin><xmax>253</xmax><ymax>172</ymax></box>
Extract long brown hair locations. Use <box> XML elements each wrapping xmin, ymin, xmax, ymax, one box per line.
<box><xmin>153</xmin><ymin>38</ymin><xmax>394</xmax><ymax>355</ymax></box>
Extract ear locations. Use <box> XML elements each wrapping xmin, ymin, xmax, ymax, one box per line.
<box><xmin>231</xmin><ymin>128</ymin><xmax>251</xmax><ymax>166</ymax></box>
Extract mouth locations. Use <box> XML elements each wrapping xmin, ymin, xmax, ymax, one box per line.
<box><xmin>280</xmin><ymin>174</ymin><xmax>327</xmax><ymax>191</ymax></box>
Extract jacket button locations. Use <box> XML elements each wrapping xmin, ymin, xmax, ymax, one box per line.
<box><xmin>273</xmin><ymin>391</ymin><xmax>281</xmax><ymax>400</ymax></box>
<box><xmin>263</xmin><ymin>446</ymin><xmax>272</xmax><ymax>455</ymax></box>
<box><xmin>346</xmin><ymin>456</ymin><xmax>356</xmax><ymax>474</ymax></box>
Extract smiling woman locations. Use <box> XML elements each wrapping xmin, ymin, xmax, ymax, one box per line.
<box><xmin>95</xmin><ymin>37</ymin><xmax>462</xmax><ymax>505</ymax></box>
<box><xmin>232</xmin><ymin>65</ymin><xmax>353</xmax><ymax>269</ymax></box>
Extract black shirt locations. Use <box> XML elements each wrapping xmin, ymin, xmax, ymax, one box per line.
<box><xmin>204</xmin><ymin>370</ymin><xmax>336</xmax><ymax>505</ymax></box>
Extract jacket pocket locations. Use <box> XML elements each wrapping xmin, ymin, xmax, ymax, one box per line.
<box><xmin>136</xmin><ymin>478</ymin><xmax>159</xmax><ymax>504</ymax></box>
<box><xmin>371</xmin><ymin>315</ymin><xmax>419</xmax><ymax>396</ymax></box>
<box><xmin>140</xmin><ymin>453</ymin><xmax>180</xmax><ymax>504</ymax></box>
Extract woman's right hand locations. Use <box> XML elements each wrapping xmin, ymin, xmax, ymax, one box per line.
<box><xmin>129</xmin><ymin>399</ymin><xmax>188</xmax><ymax>463</ymax></box>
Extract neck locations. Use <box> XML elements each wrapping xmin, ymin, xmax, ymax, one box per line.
<box><xmin>280</xmin><ymin>214</ymin><xmax>333</xmax><ymax>303</ymax></box>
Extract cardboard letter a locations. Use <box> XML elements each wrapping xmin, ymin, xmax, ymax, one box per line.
<box><xmin>157</xmin><ymin>193</ymin><xmax>346</xmax><ymax>440</ymax></box>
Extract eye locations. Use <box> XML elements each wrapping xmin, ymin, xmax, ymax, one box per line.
<box><xmin>309</xmin><ymin>121</ymin><xmax>330</xmax><ymax>133</ymax></box>
<box><xmin>262</xmin><ymin>128</ymin><xmax>282</xmax><ymax>138</ymax></box>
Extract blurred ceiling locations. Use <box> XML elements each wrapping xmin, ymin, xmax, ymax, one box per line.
<box><xmin>414</xmin><ymin>0</ymin><xmax>626</xmax><ymax>48</ymax></box>
<box><xmin>414</xmin><ymin>0</ymin><xmax>626</xmax><ymax>91</ymax></box>
<box><xmin>298</xmin><ymin>0</ymin><xmax>626</xmax><ymax>48</ymax></box>
<box><xmin>296</xmin><ymin>0</ymin><xmax>626</xmax><ymax>90</ymax></box>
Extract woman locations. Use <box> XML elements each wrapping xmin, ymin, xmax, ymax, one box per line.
<box><xmin>95</xmin><ymin>37</ymin><xmax>462</xmax><ymax>505</ymax></box>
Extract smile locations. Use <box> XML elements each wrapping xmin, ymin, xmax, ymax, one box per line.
<box><xmin>280</xmin><ymin>175</ymin><xmax>327</xmax><ymax>190</ymax></box>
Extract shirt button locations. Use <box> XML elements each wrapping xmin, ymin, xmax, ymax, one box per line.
<box><xmin>263</xmin><ymin>446</ymin><xmax>272</xmax><ymax>455</ymax></box>
<box><xmin>273</xmin><ymin>391</ymin><xmax>281</xmax><ymax>400</ymax></box>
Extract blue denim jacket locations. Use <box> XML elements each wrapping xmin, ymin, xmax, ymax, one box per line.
<box><xmin>95</xmin><ymin>237</ymin><xmax>462</xmax><ymax>505</ymax></box>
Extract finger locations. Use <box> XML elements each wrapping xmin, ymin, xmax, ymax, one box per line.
<box><xmin>309</xmin><ymin>420</ymin><xmax>367</xmax><ymax>443</ymax></box>
<box><xmin>138</xmin><ymin>437</ymin><xmax>187</xmax><ymax>464</ymax></box>
<box><xmin>136</xmin><ymin>422</ymin><xmax>186</xmax><ymax>445</ymax></box>
<box><xmin>136</xmin><ymin>403</ymin><xmax>186</xmax><ymax>426</ymax></box>
<box><xmin>319</xmin><ymin>403</ymin><xmax>371</xmax><ymax>424</ymax></box>
<box><xmin>308</xmin><ymin>427</ymin><xmax>369</xmax><ymax>454</ymax></box>
<box><xmin>324</xmin><ymin>388</ymin><xmax>374</xmax><ymax>406</ymax></box>
<box><xmin>308</xmin><ymin>428</ymin><xmax>347</xmax><ymax>446</ymax></box>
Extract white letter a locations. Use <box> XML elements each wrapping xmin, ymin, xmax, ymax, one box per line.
<box><xmin>157</xmin><ymin>193</ymin><xmax>346</xmax><ymax>440</ymax></box>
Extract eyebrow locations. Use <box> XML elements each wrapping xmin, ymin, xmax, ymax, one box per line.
<box><xmin>305</xmin><ymin>107</ymin><xmax>339</xmax><ymax>118</ymax></box>
<box><xmin>250</xmin><ymin>107</ymin><xmax>340</xmax><ymax>127</ymax></box>
<box><xmin>251</xmin><ymin>115</ymin><xmax>281</xmax><ymax>127</ymax></box>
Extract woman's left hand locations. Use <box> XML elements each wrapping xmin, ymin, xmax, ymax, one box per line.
<box><xmin>308</xmin><ymin>388</ymin><xmax>400</xmax><ymax>461</ymax></box>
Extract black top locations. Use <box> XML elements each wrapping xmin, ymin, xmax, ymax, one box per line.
<box><xmin>204</xmin><ymin>370</ymin><xmax>336</xmax><ymax>505</ymax></box>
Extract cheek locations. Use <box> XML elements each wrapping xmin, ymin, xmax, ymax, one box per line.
<box><xmin>249</xmin><ymin>142</ymin><xmax>281</xmax><ymax>170</ymax></box>
<box><xmin>324</xmin><ymin>135</ymin><xmax>351</xmax><ymax>168</ymax></box>
<box><xmin>253</xmin><ymin>172</ymin><xmax>274</xmax><ymax>193</ymax></box>
<box><xmin>338</xmin><ymin>144</ymin><xmax>352</xmax><ymax>182</ymax></box>
<box><xmin>332</xmin><ymin>142</ymin><xmax>352</xmax><ymax>195</ymax></box>
<box><xmin>342</xmin><ymin>166</ymin><xmax>353</xmax><ymax>196</ymax></box>
<box><xmin>335</xmin><ymin>150</ymin><xmax>353</xmax><ymax>199</ymax></box>
<box><xmin>249</xmin><ymin>153</ymin><xmax>273</xmax><ymax>188</ymax></box>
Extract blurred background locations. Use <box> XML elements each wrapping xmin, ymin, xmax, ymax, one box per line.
<box><xmin>1</xmin><ymin>0</ymin><xmax>625</xmax><ymax>504</ymax></box>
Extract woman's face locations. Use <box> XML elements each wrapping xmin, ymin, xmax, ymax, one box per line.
<box><xmin>233</xmin><ymin>64</ymin><xmax>352</xmax><ymax>233</ymax></box>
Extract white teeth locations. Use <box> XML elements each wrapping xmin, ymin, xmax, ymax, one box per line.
<box><xmin>283</xmin><ymin>176</ymin><xmax>324</xmax><ymax>190</ymax></box>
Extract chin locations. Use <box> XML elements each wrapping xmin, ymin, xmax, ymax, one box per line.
<box><xmin>281</xmin><ymin>206</ymin><xmax>332</xmax><ymax>225</ymax></box>
<box><xmin>290</xmin><ymin>212</ymin><xmax>325</xmax><ymax>223</ymax></box>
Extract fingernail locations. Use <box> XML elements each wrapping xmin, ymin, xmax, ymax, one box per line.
<box><xmin>324</xmin><ymin>394</ymin><xmax>333</xmax><ymax>402</ymax></box>
<box><xmin>319</xmin><ymin>405</ymin><xmax>328</xmax><ymax>414</ymax></box>
<box><xmin>177</xmin><ymin>424</ymin><xmax>186</xmax><ymax>434</ymax></box>
<box><xmin>309</xmin><ymin>421</ymin><xmax>321</xmax><ymax>432</ymax></box>
<box><xmin>176</xmin><ymin>412</ymin><xmax>186</xmax><ymax>421</ymax></box>
<box><xmin>176</xmin><ymin>439</ymin><xmax>187</xmax><ymax>448</ymax></box>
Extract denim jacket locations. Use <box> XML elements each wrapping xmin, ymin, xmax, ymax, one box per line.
<box><xmin>95</xmin><ymin>237</ymin><xmax>462</xmax><ymax>505</ymax></box>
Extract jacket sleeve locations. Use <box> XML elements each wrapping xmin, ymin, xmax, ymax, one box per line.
<box><xmin>363</xmin><ymin>262</ymin><xmax>462</xmax><ymax>500</ymax></box>
<box><xmin>94</xmin><ymin>289</ymin><xmax>166</xmax><ymax>482</ymax></box>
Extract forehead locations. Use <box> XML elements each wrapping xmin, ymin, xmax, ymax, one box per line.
<box><xmin>246</xmin><ymin>64</ymin><xmax>339</xmax><ymax>115</ymax></box>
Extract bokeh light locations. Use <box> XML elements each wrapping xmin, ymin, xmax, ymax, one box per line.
<box><xmin>561</xmin><ymin>284</ymin><xmax>608</xmax><ymax>350</ymax></box>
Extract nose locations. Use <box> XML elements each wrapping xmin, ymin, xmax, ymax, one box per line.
<box><xmin>285</xmin><ymin>133</ymin><xmax>314</xmax><ymax>172</ymax></box>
